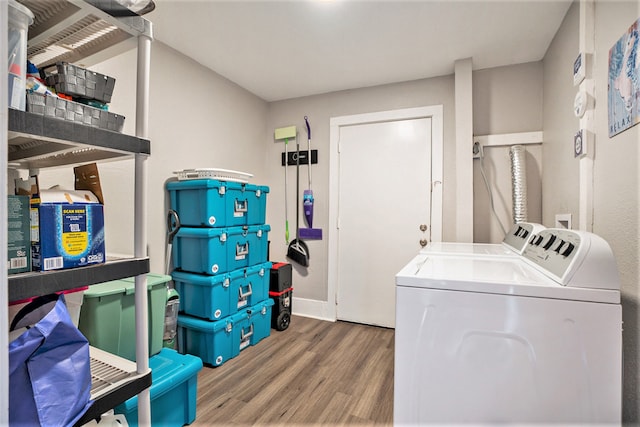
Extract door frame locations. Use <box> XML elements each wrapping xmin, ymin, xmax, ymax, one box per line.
<box><xmin>327</xmin><ymin>105</ymin><xmax>444</xmax><ymax>321</ymax></box>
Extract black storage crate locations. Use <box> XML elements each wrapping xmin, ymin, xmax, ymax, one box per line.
<box><xmin>269</xmin><ymin>287</ymin><xmax>292</xmax><ymax>331</ymax></box>
<box><xmin>269</xmin><ymin>262</ymin><xmax>292</xmax><ymax>292</ymax></box>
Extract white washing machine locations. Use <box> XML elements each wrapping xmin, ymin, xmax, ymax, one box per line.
<box><xmin>394</xmin><ymin>229</ymin><xmax>622</xmax><ymax>425</ymax></box>
<box><xmin>421</xmin><ymin>222</ymin><xmax>545</xmax><ymax>257</ymax></box>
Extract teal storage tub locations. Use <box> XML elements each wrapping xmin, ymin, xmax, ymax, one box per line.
<box><xmin>114</xmin><ymin>348</ymin><xmax>203</xmax><ymax>427</ymax></box>
<box><xmin>226</xmin><ymin>182</ymin><xmax>269</xmax><ymax>226</ymax></box>
<box><xmin>172</xmin><ymin>270</ymin><xmax>236</xmax><ymax>320</ymax></box>
<box><xmin>173</xmin><ymin>225</ymin><xmax>270</xmax><ymax>275</ymax></box>
<box><xmin>229</xmin><ymin>262</ymin><xmax>272</xmax><ymax>311</ymax></box>
<box><xmin>78</xmin><ymin>273</ymin><xmax>170</xmax><ymax>361</ymax></box>
<box><xmin>173</xmin><ymin>227</ymin><xmax>228</xmax><ymax>275</ymax></box>
<box><xmin>167</xmin><ymin>179</ymin><xmax>269</xmax><ymax>228</ymax></box>
<box><xmin>224</xmin><ymin>224</ymin><xmax>270</xmax><ymax>269</ymax></box>
<box><xmin>167</xmin><ymin>179</ymin><xmax>226</xmax><ymax>227</ymax></box>
<box><xmin>231</xmin><ymin>298</ymin><xmax>274</xmax><ymax>352</ymax></box>
<box><xmin>177</xmin><ymin>313</ymin><xmax>237</xmax><ymax>366</ymax></box>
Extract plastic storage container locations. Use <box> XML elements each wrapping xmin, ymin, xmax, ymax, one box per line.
<box><xmin>78</xmin><ymin>273</ymin><xmax>171</xmax><ymax>361</ymax></box>
<box><xmin>269</xmin><ymin>287</ymin><xmax>293</xmax><ymax>331</ymax></box>
<box><xmin>8</xmin><ymin>0</ymin><xmax>33</xmax><ymax>111</ymax></box>
<box><xmin>173</xmin><ymin>225</ymin><xmax>270</xmax><ymax>275</ymax></box>
<box><xmin>270</xmin><ymin>262</ymin><xmax>292</xmax><ymax>292</ymax></box>
<box><xmin>177</xmin><ymin>313</ymin><xmax>237</xmax><ymax>366</ymax></box>
<box><xmin>172</xmin><ymin>270</ymin><xmax>236</xmax><ymax>320</ymax></box>
<box><xmin>225</xmin><ymin>224</ymin><xmax>270</xmax><ymax>269</ymax></box>
<box><xmin>177</xmin><ymin>299</ymin><xmax>274</xmax><ymax>367</ymax></box>
<box><xmin>167</xmin><ymin>179</ymin><xmax>269</xmax><ymax>228</ymax></box>
<box><xmin>231</xmin><ymin>299</ymin><xmax>274</xmax><ymax>351</ymax></box>
<box><xmin>226</xmin><ymin>182</ymin><xmax>269</xmax><ymax>226</ymax></box>
<box><xmin>114</xmin><ymin>348</ymin><xmax>203</xmax><ymax>427</ymax></box>
<box><xmin>229</xmin><ymin>262</ymin><xmax>272</xmax><ymax>311</ymax></box>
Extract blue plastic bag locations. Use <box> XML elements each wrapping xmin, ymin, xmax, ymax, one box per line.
<box><xmin>9</xmin><ymin>294</ymin><xmax>93</xmax><ymax>426</ymax></box>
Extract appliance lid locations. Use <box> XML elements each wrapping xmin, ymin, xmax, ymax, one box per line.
<box><xmin>395</xmin><ymin>254</ymin><xmax>620</xmax><ymax>304</ymax></box>
<box><xmin>421</xmin><ymin>242</ymin><xmax>515</xmax><ymax>257</ymax></box>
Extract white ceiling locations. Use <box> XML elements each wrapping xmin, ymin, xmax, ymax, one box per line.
<box><xmin>147</xmin><ymin>0</ymin><xmax>572</xmax><ymax>102</ymax></box>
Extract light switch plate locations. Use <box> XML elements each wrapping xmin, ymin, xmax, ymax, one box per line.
<box><xmin>574</xmin><ymin>129</ymin><xmax>589</xmax><ymax>157</ymax></box>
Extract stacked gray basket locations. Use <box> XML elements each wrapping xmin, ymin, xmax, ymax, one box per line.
<box><xmin>27</xmin><ymin>62</ymin><xmax>124</xmax><ymax>132</ymax></box>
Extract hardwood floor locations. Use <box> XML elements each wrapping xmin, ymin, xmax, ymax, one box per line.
<box><xmin>192</xmin><ymin>316</ymin><xmax>394</xmax><ymax>426</ymax></box>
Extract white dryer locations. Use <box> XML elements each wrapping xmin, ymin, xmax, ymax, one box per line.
<box><xmin>394</xmin><ymin>229</ymin><xmax>622</xmax><ymax>425</ymax></box>
<box><xmin>422</xmin><ymin>222</ymin><xmax>545</xmax><ymax>257</ymax></box>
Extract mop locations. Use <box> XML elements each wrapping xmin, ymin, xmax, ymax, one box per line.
<box><xmin>299</xmin><ymin>116</ymin><xmax>323</xmax><ymax>240</ymax></box>
<box><xmin>275</xmin><ymin>126</ymin><xmax>309</xmax><ymax>266</ymax></box>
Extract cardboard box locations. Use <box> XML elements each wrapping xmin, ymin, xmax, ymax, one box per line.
<box><xmin>16</xmin><ymin>164</ymin><xmax>107</xmax><ymax>272</ymax></box>
<box><xmin>7</xmin><ymin>195</ymin><xmax>31</xmax><ymax>274</ymax></box>
<box><xmin>31</xmin><ymin>190</ymin><xmax>105</xmax><ymax>271</ymax></box>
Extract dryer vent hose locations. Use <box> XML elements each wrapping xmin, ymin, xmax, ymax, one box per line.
<box><xmin>509</xmin><ymin>145</ymin><xmax>528</xmax><ymax>223</ymax></box>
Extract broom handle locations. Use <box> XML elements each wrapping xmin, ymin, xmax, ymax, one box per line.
<box><xmin>295</xmin><ymin>135</ymin><xmax>301</xmax><ymax>240</ymax></box>
<box><xmin>305</xmin><ymin>116</ymin><xmax>312</xmax><ymax>189</ymax></box>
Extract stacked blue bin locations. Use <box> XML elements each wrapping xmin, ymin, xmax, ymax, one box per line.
<box><xmin>167</xmin><ymin>179</ymin><xmax>274</xmax><ymax>367</ymax></box>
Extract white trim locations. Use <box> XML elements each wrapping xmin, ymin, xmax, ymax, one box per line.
<box><xmin>474</xmin><ymin>131</ymin><xmax>544</xmax><ymax>147</ymax></box>
<box><xmin>455</xmin><ymin>58</ymin><xmax>474</xmax><ymax>242</ymax></box>
<box><xmin>578</xmin><ymin>0</ymin><xmax>595</xmax><ymax>232</ymax></box>
<box><xmin>292</xmin><ymin>297</ymin><xmax>336</xmax><ymax>322</ymax></box>
<box><xmin>328</xmin><ymin>105</ymin><xmax>444</xmax><ymax>321</ymax></box>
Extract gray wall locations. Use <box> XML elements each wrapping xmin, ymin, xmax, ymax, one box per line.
<box><xmin>472</xmin><ymin>62</ymin><xmax>544</xmax><ymax>243</ymax></box>
<box><xmin>543</xmin><ymin>1</ymin><xmax>640</xmax><ymax>422</ymax></box>
<box><xmin>266</xmin><ymin>77</ymin><xmax>455</xmax><ymax>302</ymax></box>
<box><xmin>38</xmin><ymin>41</ymin><xmax>269</xmax><ymax>274</ymax></box>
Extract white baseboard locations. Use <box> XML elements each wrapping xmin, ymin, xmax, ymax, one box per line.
<box><xmin>292</xmin><ymin>297</ymin><xmax>335</xmax><ymax>322</ymax></box>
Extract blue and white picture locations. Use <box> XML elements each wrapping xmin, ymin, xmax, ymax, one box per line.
<box><xmin>609</xmin><ymin>17</ymin><xmax>640</xmax><ymax>137</ymax></box>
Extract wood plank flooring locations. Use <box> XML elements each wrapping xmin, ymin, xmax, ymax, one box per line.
<box><xmin>192</xmin><ymin>316</ymin><xmax>394</xmax><ymax>426</ymax></box>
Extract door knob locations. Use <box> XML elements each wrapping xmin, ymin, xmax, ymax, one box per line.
<box><xmin>420</xmin><ymin>224</ymin><xmax>428</xmax><ymax>232</ymax></box>
<box><xmin>420</xmin><ymin>239</ymin><xmax>428</xmax><ymax>247</ymax></box>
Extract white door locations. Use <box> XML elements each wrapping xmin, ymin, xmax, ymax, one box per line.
<box><xmin>335</xmin><ymin>117</ymin><xmax>432</xmax><ymax>328</ymax></box>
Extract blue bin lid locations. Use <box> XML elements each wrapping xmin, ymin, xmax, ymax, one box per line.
<box><xmin>178</xmin><ymin>313</ymin><xmax>232</xmax><ymax>333</ymax></box>
<box><xmin>225</xmin><ymin>224</ymin><xmax>271</xmax><ymax>236</ymax></box>
<box><xmin>228</xmin><ymin>262</ymin><xmax>272</xmax><ymax>280</ymax></box>
<box><xmin>233</xmin><ymin>298</ymin><xmax>274</xmax><ymax>322</ymax></box>
<box><xmin>176</xmin><ymin>227</ymin><xmax>227</xmax><ymax>238</ymax></box>
<box><xmin>166</xmin><ymin>179</ymin><xmax>226</xmax><ymax>191</ymax></box>
<box><xmin>171</xmin><ymin>270</ymin><xmax>229</xmax><ymax>286</ymax></box>
<box><xmin>116</xmin><ymin>348</ymin><xmax>203</xmax><ymax>411</ymax></box>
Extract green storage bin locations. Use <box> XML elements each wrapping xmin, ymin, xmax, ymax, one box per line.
<box><xmin>78</xmin><ymin>273</ymin><xmax>170</xmax><ymax>361</ymax></box>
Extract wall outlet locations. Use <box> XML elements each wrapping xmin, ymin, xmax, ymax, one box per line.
<box><xmin>555</xmin><ymin>213</ymin><xmax>572</xmax><ymax>229</ymax></box>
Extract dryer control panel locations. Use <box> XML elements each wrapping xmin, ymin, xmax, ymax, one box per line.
<box><xmin>502</xmin><ymin>222</ymin><xmax>545</xmax><ymax>254</ymax></box>
<box><xmin>522</xmin><ymin>229</ymin><xmax>620</xmax><ymax>290</ymax></box>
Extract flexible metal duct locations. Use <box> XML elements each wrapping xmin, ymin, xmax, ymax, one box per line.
<box><xmin>509</xmin><ymin>145</ymin><xmax>528</xmax><ymax>223</ymax></box>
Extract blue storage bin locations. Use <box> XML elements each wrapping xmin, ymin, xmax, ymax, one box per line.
<box><xmin>231</xmin><ymin>299</ymin><xmax>274</xmax><ymax>352</ymax></box>
<box><xmin>114</xmin><ymin>348</ymin><xmax>203</xmax><ymax>427</ymax></box>
<box><xmin>229</xmin><ymin>262</ymin><xmax>272</xmax><ymax>310</ymax></box>
<box><xmin>172</xmin><ymin>271</ymin><xmax>236</xmax><ymax>320</ymax></box>
<box><xmin>177</xmin><ymin>313</ymin><xmax>237</xmax><ymax>366</ymax></box>
<box><xmin>225</xmin><ymin>182</ymin><xmax>269</xmax><ymax>226</ymax></box>
<box><xmin>167</xmin><ymin>179</ymin><xmax>226</xmax><ymax>227</ymax></box>
<box><xmin>225</xmin><ymin>224</ymin><xmax>270</xmax><ymax>269</ymax></box>
<box><xmin>173</xmin><ymin>227</ymin><xmax>228</xmax><ymax>275</ymax></box>
<box><xmin>173</xmin><ymin>225</ymin><xmax>271</xmax><ymax>275</ymax></box>
<box><xmin>167</xmin><ymin>179</ymin><xmax>269</xmax><ymax>227</ymax></box>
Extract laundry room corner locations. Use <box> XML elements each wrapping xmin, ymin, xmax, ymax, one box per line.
<box><xmin>542</xmin><ymin>1</ymin><xmax>640</xmax><ymax>421</ymax></box>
